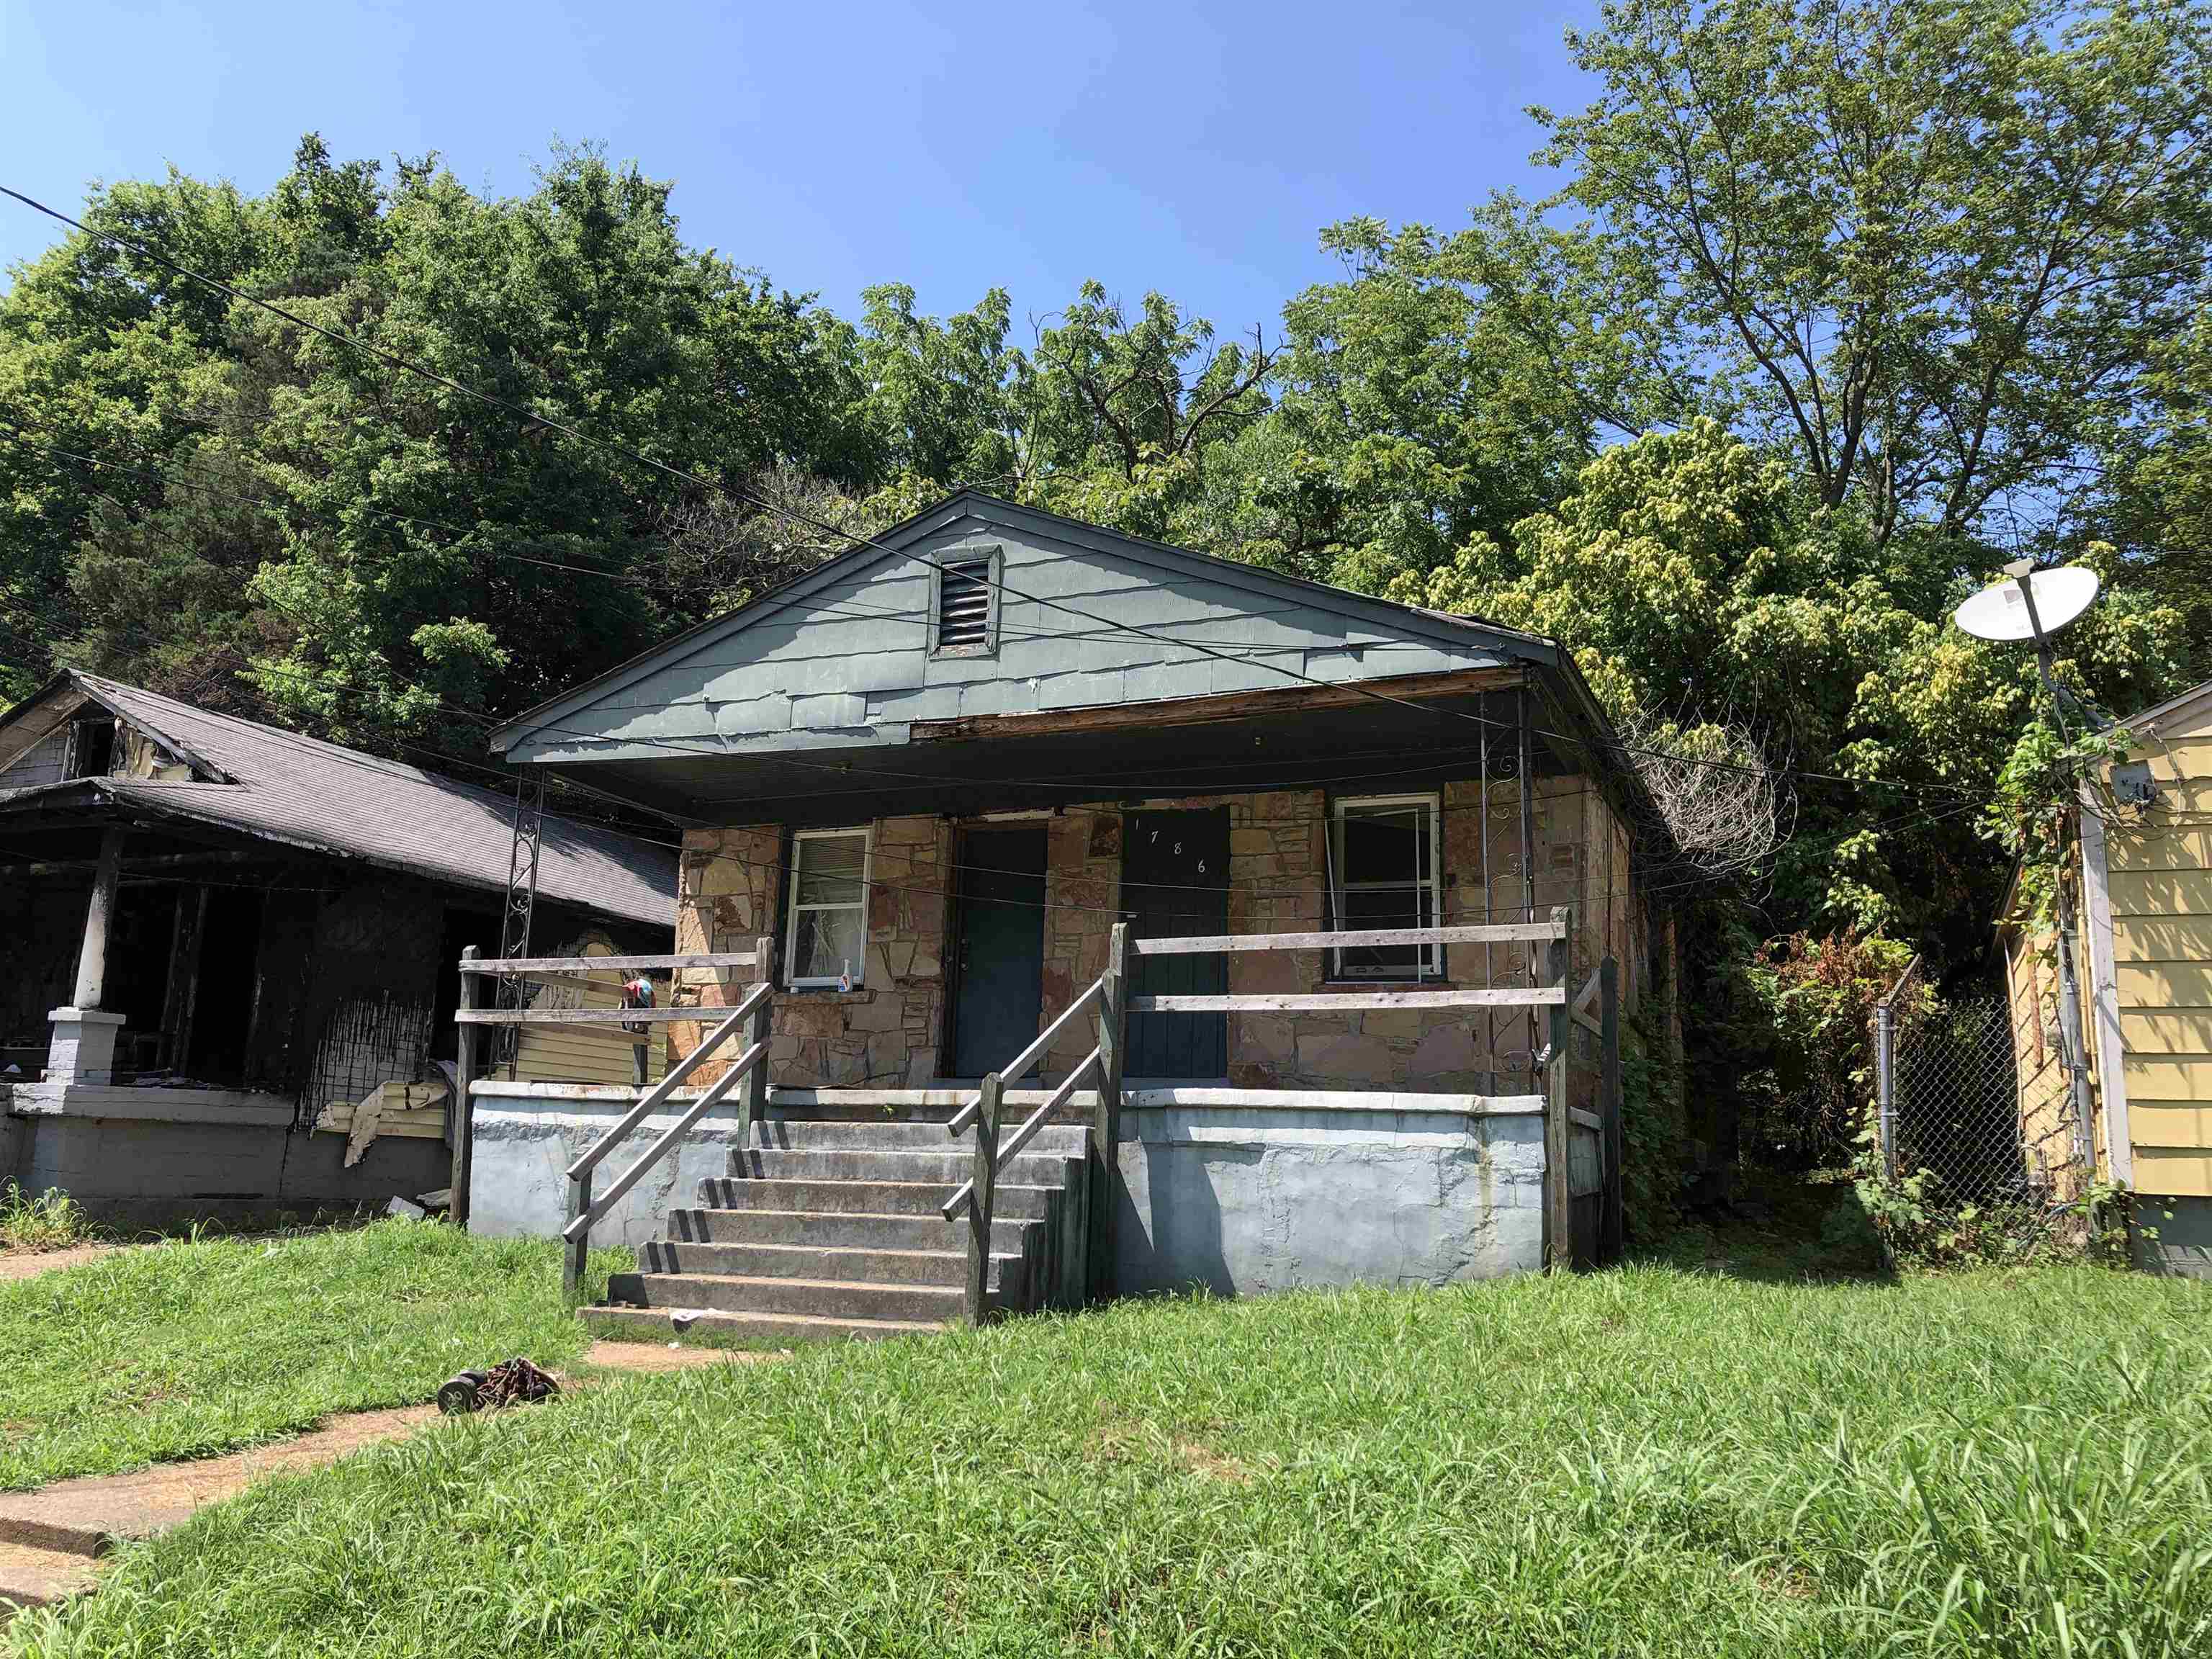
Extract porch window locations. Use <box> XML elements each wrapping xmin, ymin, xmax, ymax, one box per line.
<box><xmin>786</xmin><ymin>828</ymin><xmax>872</xmax><ymax>988</ymax></box>
<box><xmin>1329</xmin><ymin>793</ymin><xmax>1442</xmax><ymax>979</ymax></box>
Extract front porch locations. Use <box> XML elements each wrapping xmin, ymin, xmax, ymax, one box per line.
<box><xmin>457</xmin><ymin>907</ymin><xmax>1619</xmax><ymax>1339</ymax></box>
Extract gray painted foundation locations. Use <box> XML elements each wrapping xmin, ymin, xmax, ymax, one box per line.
<box><xmin>3</xmin><ymin>1082</ymin><xmax>448</xmax><ymax>1223</ymax></box>
<box><xmin>2138</xmin><ymin>1195</ymin><xmax>2212</xmax><ymax>1278</ymax></box>
<box><xmin>1112</xmin><ymin>1106</ymin><xmax>1547</xmax><ymax>1295</ymax></box>
<box><xmin>469</xmin><ymin>1084</ymin><xmax>1552</xmax><ymax>1293</ymax></box>
<box><xmin>467</xmin><ymin>1082</ymin><xmax>754</xmax><ymax>1246</ymax></box>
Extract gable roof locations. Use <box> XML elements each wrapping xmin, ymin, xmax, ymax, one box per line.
<box><xmin>487</xmin><ymin>489</ymin><xmax>1580</xmax><ymax>757</ymax></box>
<box><xmin>2114</xmin><ymin>675</ymin><xmax>2212</xmax><ymax>745</ymax></box>
<box><xmin>0</xmin><ymin>673</ymin><xmax>675</xmax><ymax>927</ymax></box>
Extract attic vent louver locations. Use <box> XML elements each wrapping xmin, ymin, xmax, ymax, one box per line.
<box><xmin>937</xmin><ymin>559</ymin><xmax>992</xmax><ymax>649</ymax></box>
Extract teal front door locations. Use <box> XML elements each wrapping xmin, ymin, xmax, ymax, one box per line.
<box><xmin>948</xmin><ymin>824</ymin><xmax>1048</xmax><ymax>1079</ymax></box>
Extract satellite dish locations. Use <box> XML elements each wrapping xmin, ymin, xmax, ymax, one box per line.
<box><xmin>1952</xmin><ymin>565</ymin><xmax>2100</xmax><ymax>643</ymax></box>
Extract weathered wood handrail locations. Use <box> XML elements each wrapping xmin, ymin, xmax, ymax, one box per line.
<box><xmin>940</xmin><ymin>1047</ymin><xmax>1100</xmax><ymax>1223</ymax></box>
<box><xmin>1126</xmin><ymin>986</ymin><xmax>1563</xmax><ymax>1013</ymax></box>
<box><xmin>459</xmin><ymin>951</ymin><xmax>763</xmax><ymax>974</ymax></box>
<box><xmin>458</xmin><ymin>1005</ymin><xmax>745</xmax><ymax>1027</ymax></box>
<box><xmin>567</xmin><ymin>1039</ymin><xmax>768</xmax><ymax>1241</ymax></box>
<box><xmin>947</xmin><ymin>976</ymin><xmax>1105</xmax><ymax>1136</ymax></box>
<box><xmin>1129</xmin><ymin>919</ymin><xmax>1566</xmax><ymax>956</ymax></box>
<box><xmin>543</xmin><ymin>935</ymin><xmax>776</xmax><ymax>1302</ymax></box>
<box><xmin>563</xmin><ymin>983</ymin><xmax>772</xmax><ymax>1182</ymax></box>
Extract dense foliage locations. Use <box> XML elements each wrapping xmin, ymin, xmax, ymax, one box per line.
<box><xmin>2</xmin><ymin>1</ymin><xmax>2205</xmax><ymax>1194</ymax></box>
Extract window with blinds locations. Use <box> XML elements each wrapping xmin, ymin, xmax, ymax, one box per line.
<box><xmin>935</xmin><ymin>558</ymin><xmax>993</xmax><ymax>650</ymax></box>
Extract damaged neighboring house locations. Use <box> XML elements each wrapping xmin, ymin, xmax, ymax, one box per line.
<box><xmin>0</xmin><ymin>672</ymin><xmax>676</xmax><ymax>1222</ymax></box>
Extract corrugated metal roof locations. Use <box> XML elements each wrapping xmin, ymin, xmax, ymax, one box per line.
<box><xmin>16</xmin><ymin>675</ymin><xmax>675</xmax><ymax>927</ymax></box>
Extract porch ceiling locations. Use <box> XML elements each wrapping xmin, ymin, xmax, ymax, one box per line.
<box><xmin>533</xmin><ymin>686</ymin><xmax>1575</xmax><ymax>829</ymax></box>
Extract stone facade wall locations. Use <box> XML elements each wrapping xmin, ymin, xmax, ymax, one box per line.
<box><xmin>671</xmin><ymin>817</ymin><xmax>950</xmax><ymax>1088</ymax></box>
<box><xmin>665</xmin><ymin>775</ymin><xmax>1650</xmax><ymax>1095</ymax></box>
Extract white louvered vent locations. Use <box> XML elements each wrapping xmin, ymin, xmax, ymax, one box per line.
<box><xmin>937</xmin><ymin>559</ymin><xmax>992</xmax><ymax>649</ymax></box>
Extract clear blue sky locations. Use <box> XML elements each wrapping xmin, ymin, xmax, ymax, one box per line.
<box><xmin>1</xmin><ymin>0</ymin><xmax>1601</xmax><ymax>336</ymax></box>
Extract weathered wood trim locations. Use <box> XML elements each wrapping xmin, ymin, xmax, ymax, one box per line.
<box><xmin>457</xmin><ymin>1006</ymin><xmax>734</xmax><ymax>1027</ymax></box>
<box><xmin>1130</xmin><ymin>920</ymin><xmax>1565</xmax><ymax>956</ymax></box>
<box><xmin>1568</xmin><ymin>1107</ymin><xmax>1603</xmax><ymax>1133</ymax></box>
<box><xmin>1127</xmin><ymin>987</ymin><xmax>1565</xmax><ymax>1013</ymax></box>
<box><xmin>2079</xmin><ymin>799</ymin><xmax>2133</xmax><ymax>1186</ymax></box>
<box><xmin>912</xmin><ymin>666</ymin><xmax>1521</xmax><ymax>745</ymax></box>
<box><xmin>1545</xmin><ymin>909</ymin><xmax>1572</xmax><ymax>1269</ymax></box>
<box><xmin>459</xmin><ymin>952</ymin><xmax>760</xmax><ymax>974</ymax></box>
<box><xmin>562</xmin><ymin>986</ymin><xmax>769</xmax><ymax>1180</ymax></box>
<box><xmin>451</xmin><ymin>945</ymin><xmax>480</xmax><ymax>1229</ymax></box>
<box><xmin>1124</xmin><ymin>1087</ymin><xmax>1546</xmax><ymax>1115</ymax></box>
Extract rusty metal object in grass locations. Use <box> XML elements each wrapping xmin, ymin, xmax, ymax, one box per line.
<box><xmin>435</xmin><ymin>1358</ymin><xmax>561</xmax><ymax>1415</ymax></box>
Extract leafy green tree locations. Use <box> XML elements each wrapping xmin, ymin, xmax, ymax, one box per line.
<box><xmin>0</xmin><ymin>138</ymin><xmax>862</xmax><ymax>749</ymax></box>
<box><xmin>1387</xmin><ymin>421</ymin><xmax>2190</xmax><ymax>943</ymax></box>
<box><xmin>1500</xmin><ymin>0</ymin><xmax>2212</xmax><ymax>542</ymax></box>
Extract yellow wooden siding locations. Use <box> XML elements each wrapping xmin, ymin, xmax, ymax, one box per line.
<box><xmin>513</xmin><ymin>945</ymin><xmax>669</xmax><ymax>1087</ymax></box>
<box><xmin>2103</xmin><ymin>704</ymin><xmax>2212</xmax><ymax>1197</ymax></box>
<box><xmin>2130</xmin><ymin>1103</ymin><xmax>2212</xmax><ymax>1145</ymax></box>
<box><xmin>2116</xmin><ymin>962</ymin><xmax>2212</xmax><ymax>1007</ymax></box>
<box><xmin>2123</xmin><ymin>1061</ymin><xmax>2212</xmax><ymax>1102</ymax></box>
<box><xmin>2133</xmin><ymin>1148</ymin><xmax>2212</xmax><ymax>1198</ymax></box>
<box><xmin>2140</xmin><ymin>739</ymin><xmax>2212</xmax><ymax>783</ymax></box>
<box><xmin>2106</xmin><ymin>827</ymin><xmax>2212</xmax><ymax>871</ymax></box>
<box><xmin>2110</xmin><ymin>870</ymin><xmax>2212</xmax><ymax>915</ymax></box>
<box><xmin>2004</xmin><ymin>925</ymin><xmax>2070</xmax><ymax>1169</ymax></box>
<box><xmin>2121</xmin><ymin>1011</ymin><xmax>2212</xmax><ymax>1054</ymax></box>
<box><xmin>2111</xmin><ymin>914</ymin><xmax>2212</xmax><ymax>962</ymax></box>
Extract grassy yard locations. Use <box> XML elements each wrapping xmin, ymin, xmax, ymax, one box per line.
<box><xmin>0</xmin><ymin>1220</ymin><xmax>620</xmax><ymax>1491</ymax></box>
<box><xmin>11</xmin><ymin>1262</ymin><xmax>2208</xmax><ymax>1657</ymax></box>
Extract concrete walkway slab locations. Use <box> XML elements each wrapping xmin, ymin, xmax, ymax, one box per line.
<box><xmin>0</xmin><ymin>1406</ymin><xmax>436</xmax><ymax>1558</ymax></box>
<box><xmin>0</xmin><ymin>1341</ymin><xmax>782</xmax><ymax>1614</ymax></box>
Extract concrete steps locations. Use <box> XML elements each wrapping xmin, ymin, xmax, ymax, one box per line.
<box><xmin>583</xmin><ymin>1104</ymin><xmax>1089</xmax><ymax>1348</ymax></box>
<box><xmin>694</xmin><ymin>1176</ymin><xmax>1059</xmax><ymax>1219</ymax></box>
<box><xmin>729</xmin><ymin>1146</ymin><xmax>1080</xmax><ymax>1187</ymax></box>
<box><xmin>662</xmin><ymin>1206</ymin><xmax>1035</xmax><ymax>1252</ymax></box>
<box><xmin>583</xmin><ymin>1305</ymin><xmax>943</xmax><ymax>1347</ymax></box>
<box><xmin>639</xmin><ymin>1238</ymin><xmax>998</xmax><ymax>1287</ymax></box>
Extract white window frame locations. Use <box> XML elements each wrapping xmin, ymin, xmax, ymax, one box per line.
<box><xmin>1330</xmin><ymin>793</ymin><xmax>1444</xmax><ymax>979</ymax></box>
<box><xmin>785</xmin><ymin>827</ymin><xmax>873</xmax><ymax>989</ymax></box>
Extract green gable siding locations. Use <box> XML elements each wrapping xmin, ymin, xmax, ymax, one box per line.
<box><xmin>498</xmin><ymin>498</ymin><xmax>1532</xmax><ymax>766</ymax></box>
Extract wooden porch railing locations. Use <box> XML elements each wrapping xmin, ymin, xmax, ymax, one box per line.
<box><xmin>940</xmin><ymin>909</ymin><xmax>1619</xmax><ymax>1323</ymax></box>
<box><xmin>456</xmin><ymin>938</ymin><xmax>775</xmax><ymax>1299</ymax></box>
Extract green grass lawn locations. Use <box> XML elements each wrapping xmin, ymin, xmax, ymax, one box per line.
<box><xmin>0</xmin><ymin>1220</ymin><xmax>621</xmax><ymax>1491</ymax></box>
<box><xmin>11</xmin><ymin>1262</ymin><xmax>2208</xmax><ymax>1657</ymax></box>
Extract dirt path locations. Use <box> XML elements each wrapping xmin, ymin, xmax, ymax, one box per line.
<box><xmin>0</xmin><ymin>1244</ymin><xmax>119</xmax><ymax>1283</ymax></box>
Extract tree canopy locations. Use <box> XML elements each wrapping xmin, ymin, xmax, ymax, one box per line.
<box><xmin>3</xmin><ymin>0</ymin><xmax>2206</xmax><ymax>1004</ymax></box>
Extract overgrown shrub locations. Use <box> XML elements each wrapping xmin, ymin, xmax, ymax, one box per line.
<box><xmin>0</xmin><ymin>1184</ymin><xmax>90</xmax><ymax>1252</ymax></box>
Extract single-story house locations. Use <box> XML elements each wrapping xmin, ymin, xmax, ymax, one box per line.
<box><xmin>2001</xmin><ymin>673</ymin><xmax>2212</xmax><ymax>1276</ymax></box>
<box><xmin>467</xmin><ymin>493</ymin><xmax>1681</xmax><ymax>1341</ymax></box>
<box><xmin>0</xmin><ymin>672</ymin><xmax>677</xmax><ymax>1223</ymax></box>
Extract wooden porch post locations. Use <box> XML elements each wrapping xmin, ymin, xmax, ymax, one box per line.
<box><xmin>451</xmin><ymin>945</ymin><xmax>479</xmax><ymax>1231</ymax></box>
<box><xmin>1089</xmin><ymin>920</ymin><xmax>1130</xmax><ymax>1300</ymax></box>
<box><xmin>1600</xmin><ymin>956</ymin><xmax>1622</xmax><ymax>1264</ymax></box>
<box><xmin>966</xmin><ymin>1074</ymin><xmax>1003</xmax><ymax>1325</ymax></box>
<box><xmin>742</xmin><ymin>935</ymin><xmax>775</xmax><ymax>1144</ymax></box>
<box><xmin>1545</xmin><ymin>908</ymin><xmax>1572</xmax><ymax>1269</ymax></box>
<box><xmin>71</xmin><ymin>827</ymin><xmax>127</xmax><ymax>1010</ymax></box>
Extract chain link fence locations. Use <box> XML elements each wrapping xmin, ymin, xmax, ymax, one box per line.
<box><xmin>1871</xmin><ymin>956</ymin><xmax>2091</xmax><ymax>1247</ymax></box>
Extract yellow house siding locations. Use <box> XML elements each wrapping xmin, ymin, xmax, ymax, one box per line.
<box><xmin>511</xmin><ymin>938</ymin><xmax>670</xmax><ymax>1087</ymax></box>
<box><xmin>2101</xmin><ymin>693</ymin><xmax>2212</xmax><ymax>1200</ymax></box>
